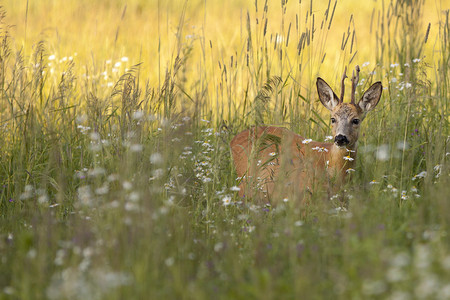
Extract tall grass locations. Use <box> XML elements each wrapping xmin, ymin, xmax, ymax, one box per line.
<box><xmin>0</xmin><ymin>0</ymin><xmax>449</xmax><ymax>299</ymax></box>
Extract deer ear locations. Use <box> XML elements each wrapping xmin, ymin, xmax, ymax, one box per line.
<box><xmin>317</xmin><ymin>78</ymin><xmax>339</xmax><ymax>111</ymax></box>
<box><xmin>358</xmin><ymin>82</ymin><xmax>382</xmax><ymax>113</ymax></box>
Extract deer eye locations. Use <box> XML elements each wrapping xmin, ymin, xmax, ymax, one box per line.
<box><xmin>331</xmin><ymin>118</ymin><xmax>336</xmax><ymax>124</ymax></box>
<box><xmin>352</xmin><ymin>119</ymin><xmax>360</xmax><ymax>125</ymax></box>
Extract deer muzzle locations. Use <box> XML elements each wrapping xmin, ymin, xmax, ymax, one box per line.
<box><xmin>334</xmin><ymin>134</ymin><xmax>349</xmax><ymax>147</ymax></box>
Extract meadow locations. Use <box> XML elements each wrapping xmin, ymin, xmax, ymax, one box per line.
<box><xmin>0</xmin><ymin>0</ymin><xmax>449</xmax><ymax>299</ymax></box>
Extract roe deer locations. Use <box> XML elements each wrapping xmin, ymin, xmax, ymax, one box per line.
<box><xmin>230</xmin><ymin>66</ymin><xmax>382</xmax><ymax>203</ymax></box>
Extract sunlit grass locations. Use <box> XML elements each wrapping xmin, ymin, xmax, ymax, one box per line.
<box><xmin>0</xmin><ymin>0</ymin><xmax>449</xmax><ymax>299</ymax></box>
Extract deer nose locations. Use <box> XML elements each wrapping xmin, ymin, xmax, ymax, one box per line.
<box><xmin>334</xmin><ymin>134</ymin><xmax>349</xmax><ymax>146</ymax></box>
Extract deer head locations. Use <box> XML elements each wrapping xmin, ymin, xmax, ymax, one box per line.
<box><xmin>316</xmin><ymin>66</ymin><xmax>382</xmax><ymax>148</ymax></box>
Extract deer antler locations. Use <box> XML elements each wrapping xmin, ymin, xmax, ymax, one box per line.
<box><xmin>340</xmin><ymin>66</ymin><xmax>347</xmax><ymax>103</ymax></box>
<box><xmin>351</xmin><ymin>65</ymin><xmax>360</xmax><ymax>104</ymax></box>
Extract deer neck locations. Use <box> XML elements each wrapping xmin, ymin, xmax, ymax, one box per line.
<box><xmin>328</xmin><ymin>143</ymin><xmax>357</xmax><ymax>176</ymax></box>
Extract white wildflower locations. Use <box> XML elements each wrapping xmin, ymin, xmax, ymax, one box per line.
<box><xmin>294</xmin><ymin>220</ymin><xmax>304</xmax><ymax>227</ymax></box>
<box><xmin>246</xmin><ymin>226</ymin><xmax>255</xmax><ymax>233</ymax></box>
<box><xmin>77</xmin><ymin>186</ymin><xmax>93</xmax><ymax>206</ymax></box>
<box><xmin>389</xmin><ymin>291</ymin><xmax>410</xmax><ymax>300</ymax></box>
<box><xmin>335</xmin><ymin>206</ymin><xmax>347</xmax><ymax>212</ymax></box>
<box><xmin>412</xmin><ymin>171</ymin><xmax>427</xmax><ymax>181</ymax></box>
<box><xmin>442</xmin><ymin>256</ymin><xmax>450</xmax><ymax>270</ymax></box>
<box><xmin>107</xmin><ymin>174</ymin><xmax>119</xmax><ymax>182</ymax></box>
<box><xmin>396</xmin><ymin>141</ymin><xmax>409</xmax><ymax>150</ymax></box>
<box><xmin>150</xmin><ymin>153</ymin><xmax>163</xmax><ymax>164</ymax></box>
<box><xmin>414</xmin><ymin>244</ymin><xmax>431</xmax><ymax>270</ymax></box>
<box><xmin>433</xmin><ymin>164</ymin><xmax>441</xmax><ymax>178</ymax></box>
<box><xmin>124</xmin><ymin>202</ymin><xmax>139</xmax><ymax>212</ymax></box>
<box><xmin>54</xmin><ymin>249</ymin><xmax>65</xmax><ymax>266</ymax></box>
<box><xmin>222</xmin><ymin>195</ymin><xmax>232</xmax><ymax>206</ymax></box>
<box><xmin>165</xmin><ymin>257</ymin><xmax>175</xmax><ymax>267</ymax></box>
<box><xmin>202</xmin><ymin>177</ymin><xmax>212</xmax><ymax>183</ymax></box>
<box><xmin>214</xmin><ymin>242</ymin><xmax>224</xmax><ymax>252</ymax></box>
<box><xmin>391</xmin><ymin>252</ymin><xmax>410</xmax><ymax>268</ymax></box>
<box><xmin>415</xmin><ymin>276</ymin><xmax>439</xmax><ymax>299</ymax></box>
<box><xmin>362</xmin><ymin>280</ymin><xmax>387</xmax><ymax>296</ymax></box>
<box><xmin>95</xmin><ymin>184</ymin><xmax>109</xmax><ymax>195</ymax></box>
<box><xmin>122</xmin><ymin>181</ymin><xmax>133</xmax><ymax>190</ymax></box>
<box><xmin>401</xmin><ymin>190</ymin><xmax>408</xmax><ymax>200</ymax></box>
<box><xmin>312</xmin><ymin>146</ymin><xmax>328</xmax><ymax>153</ymax></box>
<box><xmin>90</xmin><ymin>132</ymin><xmax>100</xmax><ymax>141</ymax></box>
<box><xmin>130</xmin><ymin>144</ymin><xmax>143</xmax><ymax>152</ymax></box>
<box><xmin>75</xmin><ymin>114</ymin><xmax>88</xmax><ymax>124</ymax></box>
<box><xmin>376</xmin><ymin>144</ymin><xmax>390</xmax><ymax>161</ymax></box>
<box><xmin>20</xmin><ymin>185</ymin><xmax>34</xmax><ymax>200</ymax></box>
<box><xmin>438</xmin><ymin>285</ymin><xmax>450</xmax><ymax>299</ymax></box>
<box><xmin>27</xmin><ymin>248</ymin><xmax>37</xmax><ymax>259</ymax></box>
<box><xmin>230</xmin><ymin>186</ymin><xmax>240</xmax><ymax>192</ymax></box>
<box><xmin>386</xmin><ymin>267</ymin><xmax>405</xmax><ymax>282</ymax></box>
<box><xmin>132</xmin><ymin>110</ymin><xmax>144</xmax><ymax>120</ymax></box>
<box><xmin>88</xmin><ymin>167</ymin><xmax>105</xmax><ymax>177</ymax></box>
<box><xmin>38</xmin><ymin>194</ymin><xmax>49</xmax><ymax>204</ymax></box>
<box><xmin>129</xmin><ymin>192</ymin><xmax>140</xmax><ymax>202</ymax></box>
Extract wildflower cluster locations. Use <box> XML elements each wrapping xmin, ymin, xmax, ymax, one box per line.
<box><xmin>193</xmin><ymin>138</ymin><xmax>215</xmax><ymax>184</ymax></box>
<box><xmin>387</xmin><ymin>58</ymin><xmax>422</xmax><ymax>94</ymax></box>
<box><xmin>363</xmin><ymin>243</ymin><xmax>450</xmax><ymax>299</ymax></box>
<box><xmin>311</xmin><ymin>146</ymin><xmax>328</xmax><ymax>153</ymax></box>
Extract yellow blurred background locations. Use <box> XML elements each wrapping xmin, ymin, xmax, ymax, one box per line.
<box><xmin>1</xmin><ymin>0</ymin><xmax>448</xmax><ymax>102</ymax></box>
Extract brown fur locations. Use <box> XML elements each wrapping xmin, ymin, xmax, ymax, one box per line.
<box><xmin>230</xmin><ymin>76</ymin><xmax>382</xmax><ymax>204</ymax></box>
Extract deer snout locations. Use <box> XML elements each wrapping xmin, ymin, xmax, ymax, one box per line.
<box><xmin>334</xmin><ymin>134</ymin><xmax>349</xmax><ymax>147</ymax></box>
